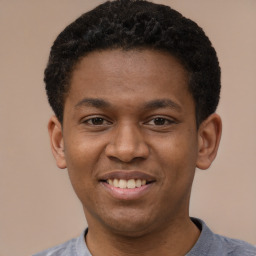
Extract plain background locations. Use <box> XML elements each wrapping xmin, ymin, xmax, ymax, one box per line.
<box><xmin>0</xmin><ymin>1</ymin><xmax>255</xmax><ymax>255</ymax></box>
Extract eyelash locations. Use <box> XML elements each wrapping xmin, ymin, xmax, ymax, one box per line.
<box><xmin>83</xmin><ymin>117</ymin><xmax>112</xmax><ymax>126</ymax></box>
<box><xmin>145</xmin><ymin>117</ymin><xmax>175</xmax><ymax>126</ymax></box>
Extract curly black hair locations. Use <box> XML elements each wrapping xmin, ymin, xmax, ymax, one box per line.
<box><xmin>44</xmin><ymin>0</ymin><xmax>221</xmax><ymax>125</ymax></box>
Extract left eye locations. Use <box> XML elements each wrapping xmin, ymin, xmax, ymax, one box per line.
<box><xmin>85</xmin><ymin>117</ymin><xmax>111</xmax><ymax>125</ymax></box>
<box><xmin>146</xmin><ymin>117</ymin><xmax>173</xmax><ymax>126</ymax></box>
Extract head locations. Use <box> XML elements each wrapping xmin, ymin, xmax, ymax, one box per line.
<box><xmin>46</xmin><ymin>0</ymin><xmax>222</xmax><ymax>240</ymax></box>
<box><xmin>45</xmin><ymin>0</ymin><xmax>221</xmax><ymax>126</ymax></box>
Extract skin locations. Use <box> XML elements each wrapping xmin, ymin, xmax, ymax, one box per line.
<box><xmin>49</xmin><ymin>49</ymin><xmax>222</xmax><ymax>256</ymax></box>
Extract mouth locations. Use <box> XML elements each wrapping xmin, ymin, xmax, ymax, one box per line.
<box><xmin>99</xmin><ymin>171</ymin><xmax>156</xmax><ymax>200</ymax></box>
<box><xmin>102</xmin><ymin>178</ymin><xmax>154</xmax><ymax>189</ymax></box>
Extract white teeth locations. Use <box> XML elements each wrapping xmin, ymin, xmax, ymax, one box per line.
<box><xmin>119</xmin><ymin>179</ymin><xmax>127</xmax><ymax>189</ymax></box>
<box><xmin>135</xmin><ymin>179</ymin><xmax>141</xmax><ymax>187</ymax></box>
<box><xmin>107</xmin><ymin>178</ymin><xmax>147</xmax><ymax>189</ymax></box>
<box><xmin>127</xmin><ymin>179</ymin><xmax>136</xmax><ymax>189</ymax></box>
<box><xmin>113</xmin><ymin>179</ymin><xmax>119</xmax><ymax>187</ymax></box>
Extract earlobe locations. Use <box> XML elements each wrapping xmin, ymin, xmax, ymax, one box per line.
<box><xmin>48</xmin><ymin>116</ymin><xmax>67</xmax><ymax>169</ymax></box>
<box><xmin>196</xmin><ymin>113</ymin><xmax>222</xmax><ymax>170</ymax></box>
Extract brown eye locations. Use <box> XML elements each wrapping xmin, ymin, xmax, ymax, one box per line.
<box><xmin>91</xmin><ymin>118</ymin><xmax>104</xmax><ymax>125</ymax></box>
<box><xmin>86</xmin><ymin>117</ymin><xmax>110</xmax><ymax>125</ymax></box>
<box><xmin>153</xmin><ymin>118</ymin><xmax>166</xmax><ymax>125</ymax></box>
<box><xmin>145</xmin><ymin>117</ymin><xmax>175</xmax><ymax>126</ymax></box>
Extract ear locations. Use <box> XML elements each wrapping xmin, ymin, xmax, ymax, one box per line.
<box><xmin>48</xmin><ymin>115</ymin><xmax>67</xmax><ymax>169</ymax></box>
<box><xmin>196</xmin><ymin>113</ymin><xmax>222</xmax><ymax>170</ymax></box>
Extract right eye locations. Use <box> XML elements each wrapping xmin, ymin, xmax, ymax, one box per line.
<box><xmin>84</xmin><ymin>117</ymin><xmax>111</xmax><ymax>126</ymax></box>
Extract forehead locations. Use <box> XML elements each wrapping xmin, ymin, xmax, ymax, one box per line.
<box><xmin>64</xmin><ymin>49</ymin><xmax>194</xmax><ymax>119</ymax></box>
<box><xmin>66</xmin><ymin>49</ymin><xmax>193</xmax><ymax>112</ymax></box>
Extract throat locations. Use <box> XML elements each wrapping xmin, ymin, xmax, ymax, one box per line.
<box><xmin>84</xmin><ymin>218</ymin><xmax>201</xmax><ymax>256</ymax></box>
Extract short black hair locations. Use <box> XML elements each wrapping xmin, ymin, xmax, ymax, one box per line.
<box><xmin>44</xmin><ymin>0</ymin><xmax>221</xmax><ymax>125</ymax></box>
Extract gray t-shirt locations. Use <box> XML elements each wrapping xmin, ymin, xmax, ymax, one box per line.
<box><xmin>33</xmin><ymin>218</ymin><xmax>256</xmax><ymax>256</ymax></box>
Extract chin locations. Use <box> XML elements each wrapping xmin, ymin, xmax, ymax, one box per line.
<box><xmin>100</xmin><ymin>210</ymin><xmax>157</xmax><ymax>237</ymax></box>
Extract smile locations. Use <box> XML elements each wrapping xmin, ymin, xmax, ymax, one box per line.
<box><xmin>106</xmin><ymin>178</ymin><xmax>147</xmax><ymax>189</ymax></box>
<box><xmin>99</xmin><ymin>171</ymin><xmax>156</xmax><ymax>200</ymax></box>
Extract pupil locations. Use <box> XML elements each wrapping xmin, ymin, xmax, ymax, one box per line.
<box><xmin>92</xmin><ymin>118</ymin><xmax>103</xmax><ymax>125</ymax></box>
<box><xmin>154</xmin><ymin>118</ymin><xmax>165</xmax><ymax>125</ymax></box>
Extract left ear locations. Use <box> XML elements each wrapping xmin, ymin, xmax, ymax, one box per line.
<box><xmin>196</xmin><ymin>113</ymin><xmax>222</xmax><ymax>170</ymax></box>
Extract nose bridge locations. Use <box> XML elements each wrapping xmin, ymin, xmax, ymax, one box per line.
<box><xmin>105</xmin><ymin>121</ymin><xmax>149</xmax><ymax>162</ymax></box>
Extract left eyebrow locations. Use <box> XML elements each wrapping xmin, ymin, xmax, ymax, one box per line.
<box><xmin>143</xmin><ymin>99</ymin><xmax>182</xmax><ymax>112</ymax></box>
<box><xmin>75</xmin><ymin>98</ymin><xmax>111</xmax><ymax>109</ymax></box>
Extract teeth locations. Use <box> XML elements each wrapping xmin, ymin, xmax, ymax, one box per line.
<box><xmin>135</xmin><ymin>179</ymin><xmax>141</xmax><ymax>187</ymax></box>
<box><xmin>113</xmin><ymin>179</ymin><xmax>119</xmax><ymax>187</ymax></box>
<box><xmin>119</xmin><ymin>179</ymin><xmax>127</xmax><ymax>189</ymax></box>
<box><xmin>127</xmin><ymin>179</ymin><xmax>136</xmax><ymax>189</ymax></box>
<box><xmin>107</xmin><ymin>178</ymin><xmax>147</xmax><ymax>189</ymax></box>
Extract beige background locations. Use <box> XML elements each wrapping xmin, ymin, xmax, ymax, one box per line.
<box><xmin>0</xmin><ymin>0</ymin><xmax>255</xmax><ymax>255</ymax></box>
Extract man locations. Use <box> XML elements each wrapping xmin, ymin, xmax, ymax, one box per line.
<box><xmin>34</xmin><ymin>0</ymin><xmax>256</xmax><ymax>255</ymax></box>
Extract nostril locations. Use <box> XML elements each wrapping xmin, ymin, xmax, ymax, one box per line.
<box><xmin>105</xmin><ymin>126</ymin><xmax>149</xmax><ymax>161</ymax></box>
<box><xmin>105</xmin><ymin>143</ymin><xmax>149</xmax><ymax>163</ymax></box>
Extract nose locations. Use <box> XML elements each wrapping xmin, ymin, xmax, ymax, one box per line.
<box><xmin>105</xmin><ymin>122</ymin><xmax>150</xmax><ymax>163</ymax></box>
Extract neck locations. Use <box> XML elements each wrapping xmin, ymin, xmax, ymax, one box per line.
<box><xmin>85</xmin><ymin>217</ymin><xmax>200</xmax><ymax>256</ymax></box>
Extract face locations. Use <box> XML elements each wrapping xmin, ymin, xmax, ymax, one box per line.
<box><xmin>54</xmin><ymin>49</ymin><xmax>202</xmax><ymax>236</ymax></box>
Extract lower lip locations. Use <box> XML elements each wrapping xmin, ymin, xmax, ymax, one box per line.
<box><xmin>100</xmin><ymin>182</ymin><xmax>154</xmax><ymax>200</ymax></box>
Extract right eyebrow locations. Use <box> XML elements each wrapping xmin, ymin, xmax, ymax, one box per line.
<box><xmin>75</xmin><ymin>98</ymin><xmax>111</xmax><ymax>109</ymax></box>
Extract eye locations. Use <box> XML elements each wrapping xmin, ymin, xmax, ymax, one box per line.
<box><xmin>146</xmin><ymin>117</ymin><xmax>174</xmax><ymax>126</ymax></box>
<box><xmin>84</xmin><ymin>117</ymin><xmax>111</xmax><ymax>126</ymax></box>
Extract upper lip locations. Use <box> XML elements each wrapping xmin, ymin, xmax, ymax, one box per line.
<box><xmin>98</xmin><ymin>170</ymin><xmax>156</xmax><ymax>182</ymax></box>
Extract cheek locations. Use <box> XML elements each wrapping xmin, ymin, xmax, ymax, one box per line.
<box><xmin>155</xmin><ymin>132</ymin><xmax>198</xmax><ymax>182</ymax></box>
<box><xmin>64</xmin><ymin>135</ymin><xmax>104</xmax><ymax>170</ymax></box>
<box><xmin>63</xmin><ymin>136</ymin><xmax>104</xmax><ymax>194</ymax></box>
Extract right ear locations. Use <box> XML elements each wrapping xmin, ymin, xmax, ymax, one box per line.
<box><xmin>48</xmin><ymin>116</ymin><xmax>67</xmax><ymax>169</ymax></box>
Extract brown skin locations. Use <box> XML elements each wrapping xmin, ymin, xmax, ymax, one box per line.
<box><xmin>48</xmin><ymin>49</ymin><xmax>222</xmax><ymax>256</ymax></box>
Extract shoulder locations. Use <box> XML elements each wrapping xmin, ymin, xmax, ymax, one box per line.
<box><xmin>32</xmin><ymin>238</ymin><xmax>77</xmax><ymax>256</ymax></box>
<box><xmin>32</xmin><ymin>229</ymin><xmax>89</xmax><ymax>256</ymax></box>
<box><xmin>188</xmin><ymin>218</ymin><xmax>256</xmax><ymax>256</ymax></box>
<box><xmin>214</xmin><ymin>234</ymin><xmax>256</xmax><ymax>256</ymax></box>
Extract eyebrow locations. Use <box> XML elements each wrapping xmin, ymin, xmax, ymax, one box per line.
<box><xmin>75</xmin><ymin>98</ymin><xmax>111</xmax><ymax>109</ymax></box>
<box><xmin>75</xmin><ymin>97</ymin><xmax>182</xmax><ymax>112</ymax></box>
<box><xmin>143</xmin><ymin>99</ymin><xmax>182</xmax><ymax>112</ymax></box>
